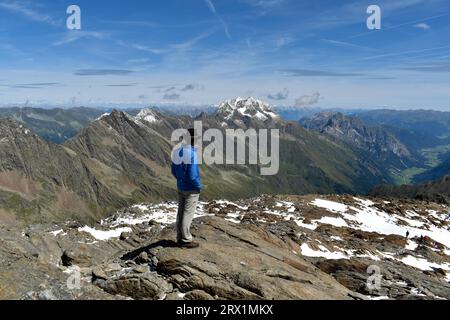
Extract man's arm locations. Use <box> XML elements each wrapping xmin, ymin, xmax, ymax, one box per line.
<box><xmin>171</xmin><ymin>162</ymin><xmax>177</xmax><ymax>179</ymax></box>
<box><xmin>188</xmin><ymin>149</ymin><xmax>202</xmax><ymax>190</ymax></box>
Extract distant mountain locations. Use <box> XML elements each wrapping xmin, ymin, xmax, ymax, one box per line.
<box><xmin>0</xmin><ymin>118</ymin><xmax>109</xmax><ymax>223</ymax></box>
<box><xmin>354</xmin><ymin>109</ymin><xmax>450</xmax><ymax>183</ymax></box>
<box><xmin>215</xmin><ymin>97</ymin><xmax>281</xmax><ymax>127</ymax></box>
<box><xmin>0</xmin><ymin>107</ymin><xmax>105</xmax><ymax>143</ymax></box>
<box><xmin>370</xmin><ymin>175</ymin><xmax>450</xmax><ymax>204</ymax></box>
<box><xmin>299</xmin><ymin>112</ymin><xmax>417</xmax><ymax>171</ymax></box>
<box><xmin>0</xmin><ymin>98</ymin><xmax>392</xmax><ymax>223</ymax></box>
<box><xmin>354</xmin><ymin>109</ymin><xmax>450</xmax><ymax>139</ymax></box>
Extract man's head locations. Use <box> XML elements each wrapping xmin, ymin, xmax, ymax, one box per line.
<box><xmin>188</xmin><ymin>128</ymin><xmax>196</xmax><ymax>146</ymax></box>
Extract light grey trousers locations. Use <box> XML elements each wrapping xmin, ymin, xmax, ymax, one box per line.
<box><xmin>176</xmin><ymin>191</ymin><xmax>200</xmax><ymax>243</ymax></box>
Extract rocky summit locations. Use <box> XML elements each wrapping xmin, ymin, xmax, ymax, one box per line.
<box><xmin>1</xmin><ymin>195</ymin><xmax>448</xmax><ymax>300</ymax></box>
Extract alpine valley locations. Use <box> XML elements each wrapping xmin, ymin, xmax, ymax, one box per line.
<box><xmin>0</xmin><ymin>98</ymin><xmax>449</xmax><ymax>300</ymax></box>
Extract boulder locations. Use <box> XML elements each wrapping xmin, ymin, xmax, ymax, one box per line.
<box><xmin>145</xmin><ymin>216</ymin><xmax>354</xmax><ymax>300</ymax></box>
<box><xmin>95</xmin><ymin>271</ymin><xmax>172</xmax><ymax>300</ymax></box>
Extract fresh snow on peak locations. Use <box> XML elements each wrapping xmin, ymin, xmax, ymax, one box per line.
<box><xmin>217</xmin><ymin>97</ymin><xmax>279</xmax><ymax>121</ymax></box>
<box><xmin>96</xmin><ymin>113</ymin><xmax>110</xmax><ymax>121</ymax></box>
<box><xmin>135</xmin><ymin>108</ymin><xmax>159</xmax><ymax>124</ymax></box>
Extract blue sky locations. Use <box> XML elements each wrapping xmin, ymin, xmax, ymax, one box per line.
<box><xmin>1</xmin><ymin>0</ymin><xmax>450</xmax><ymax>110</ymax></box>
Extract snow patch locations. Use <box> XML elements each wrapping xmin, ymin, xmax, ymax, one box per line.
<box><xmin>136</xmin><ymin>109</ymin><xmax>159</xmax><ymax>124</ymax></box>
<box><xmin>401</xmin><ymin>255</ymin><xmax>449</xmax><ymax>272</ymax></box>
<box><xmin>405</xmin><ymin>240</ymin><xmax>418</xmax><ymax>251</ymax></box>
<box><xmin>300</xmin><ymin>243</ymin><xmax>348</xmax><ymax>260</ymax></box>
<box><xmin>96</xmin><ymin>113</ymin><xmax>110</xmax><ymax>121</ymax></box>
<box><xmin>314</xmin><ymin>216</ymin><xmax>348</xmax><ymax>227</ymax></box>
<box><xmin>311</xmin><ymin>199</ymin><xmax>348</xmax><ymax>213</ymax></box>
<box><xmin>78</xmin><ymin>226</ymin><xmax>132</xmax><ymax>241</ymax></box>
<box><xmin>50</xmin><ymin>229</ymin><xmax>64</xmax><ymax>236</ymax></box>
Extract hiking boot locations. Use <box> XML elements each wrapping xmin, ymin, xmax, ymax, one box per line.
<box><xmin>178</xmin><ymin>241</ymin><xmax>200</xmax><ymax>249</ymax></box>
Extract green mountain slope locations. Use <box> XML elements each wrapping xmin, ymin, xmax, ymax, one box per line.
<box><xmin>0</xmin><ymin>99</ymin><xmax>393</xmax><ymax>223</ymax></box>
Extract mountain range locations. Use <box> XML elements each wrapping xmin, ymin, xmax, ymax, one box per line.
<box><xmin>300</xmin><ymin>112</ymin><xmax>417</xmax><ymax>171</ymax></box>
<box><xmin>0</xmin><ymin>107</ymin><xmax>105</xmax><ymax>143</ymax></box>
<box><xmin>300</xmin><ymin>109</ymin><xmax>450</xmax><ymax>185</ymax></box>
<box><xmin>0</xmin><ymin>99</ymin><xmax>449</xmax><ymax>301</ymax></box>
<box><xmin>0</xmin><ymin>98</ymin><xmax>391</xmax><ymax>224</ymax></box>
<box><xmin>0</xmin><ymin>99</ymin><xmax>449</xmax><ymax>223</ymax></box>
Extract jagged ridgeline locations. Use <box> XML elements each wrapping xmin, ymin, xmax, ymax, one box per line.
<box><xmin>0</xmin><ymin>98</ymin><xmax>388</xmax><ymax>223</ymax></box>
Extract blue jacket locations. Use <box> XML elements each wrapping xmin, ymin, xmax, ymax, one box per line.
<box><xmin>171</xmin><ymin>145</ymin><xmax>203</xmax><ymax>192</ymax></box>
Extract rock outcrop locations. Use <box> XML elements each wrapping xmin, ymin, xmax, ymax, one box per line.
<box><xmin>125</xmin><ymin>217</ymin><xmax>354</xmax><ymax>300</ymax></box>
<box><xmin>1</xmin><ymin>195</ymin><xmax>448</xmax><ymax>300</ymax></box>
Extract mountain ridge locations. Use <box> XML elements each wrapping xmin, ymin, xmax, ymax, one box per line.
<box><xmin>0</xmin><ymin>99</ymin><xmax>390</xmax><ymax>223</ymax></box>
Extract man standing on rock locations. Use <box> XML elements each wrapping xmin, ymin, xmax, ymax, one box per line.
<box><xmin>171</xmin><ymin>128</ymin><xmax>202</xmax><ymax>249</ymax></box>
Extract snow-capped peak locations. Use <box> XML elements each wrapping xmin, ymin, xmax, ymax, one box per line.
<box><xmin>135</xmin><ymin>108</ymin><xmax>159</xmax><ymax>124</ymax></box>
<box><xmin>96</xmin><ymin>113</ymin><xmax>111</xmax><ymax>121</ymax></box>
<box><xmin>217</xmin><ymin>97</ymin><xmax>279</xmax><ymax>122</ymax></box>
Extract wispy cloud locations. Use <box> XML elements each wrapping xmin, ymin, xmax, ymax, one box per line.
<box><xmin>241</xmin><ymin>0</ymin><xmax>285</xmax><ymax>7</ymax></box>
<box><xmin>163</xmin><ymin>93</ymin><xmax>181</xmax><ymax>100</ymax></box>
<box><xmin>0</xmin><ymin>43</ymin><xmax>27</xmax><ymax>56</ymax></box>
<box><xmin>0</xmin><ymin>1</ymin><xmax>59</xmax><ymax>26</ymax></box>
<box><xmin>1</xmin><ymin>82</ymin><xmax>60</xmax><ymax>89</ymax></box>
<box><xmin>361</xmin><ymin>45</ymin><xmax>450</xmax><ymax>61</ymax></box>
<box><xmin>148</xmin><ymin>84</ymin><xmax>180</xmax><ymax>89</ymax></box>
<box><xmin>127</xmin><ymin>58</ymin><xmax>150</xmax><ymax>65</ymax></box>
<box><xmin>203</xmin><ymin>0</ymin><xmax>232</xmax><ymax>40</ymax></box>
<box><xmin>181</xmin><ymin>83</ymin><xmax>204</xmax><ymax>91</ymax></box>
<box><xmin>171</xmin><ymin>30</ymin><xmax>216</xmax><ymax>50</ymax></box>
<box><xmin>128</xmin><ymin>43</ymin><xmax>165</xmax><ymax>54</ymax></box>
<box><xmin>363</xmin><ymin>76</ymin><xmax>397</xmax><ymax>80</ymax></box>
<box><xmin>267</xmin><ymin>88</ymin><xmax>289</xmax><ymax>100</ymax></box>
<box><xmin>402</xmin><ymin>63</ymin><xmax>450</xmax><ymax>72</ymax></box>
<box><xmin>102</xmin><ymin>20</ymin><xmax>160</xmax><ymax>28</ymax></box>
<box><xmin>239</xmin><ymin>0</ymin><xmax>286</xmax><ymax>15</ymax></box>
<box><xmin>322</xmin><ymin>39</ymin><xmax>374</xmax><ymax>51</ymax></box>
<box><xmin>53</xmin><ymin>31</ymin><xmax>108</xmax><ymax>46</ymax></box>
<box><xmin>295</xmin><ymin>92</ymin><xmax>321</xmax><ymax>108</ymax></box>
<box><xmin>75</xmin><ymin>69</ymin><xmax>135</xmax><ymax>76</ymax></box>
<box><xmin>282</xmin><ymin>69</ymin><xmax>365</xmax><ymax>77</ymax></box>
<box><xmin>120</xmin><ymin>30</ymin><xmax>214</xmax><ymax>55</ymax></box>
<box><xmin>414</xmin><ymin>23</ymin><xmax>431</xmax><ymax>30</ymax></box>
<box><xmin>105</xmin><ymin>83</ymin><xmax>139</xmax><ymax>87</ymax></box>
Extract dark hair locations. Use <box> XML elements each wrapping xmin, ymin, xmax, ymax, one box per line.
<box><xmin>188</xmin><ymin>128</ymin><xmax>196</xmax><ymax>145</ymax></box>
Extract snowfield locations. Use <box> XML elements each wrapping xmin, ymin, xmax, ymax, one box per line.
<box><xmin>55</xmin><ymin>195</ymin><xmax>449</xmax><ymax>285</ymax></box>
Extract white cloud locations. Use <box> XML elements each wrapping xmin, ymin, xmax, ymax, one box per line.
<box><xmin>414</xmin><ymin>23</ymin><xmax>431</xmax><ymax>30</ymax></box>
<box><xmin>0</xmin><ymin>1</ymin><xmax>59</xmax><ymax>26</ymax></box>
<box><xmin>53</xmin><ymin>31</ymin><xmax>107</xmax><ymax>46</ymax></box>
<box><xmin>322</xmin><ymin>39</ymin><xmax>373</xmax><ymax>51</ymax></box>
<box><xmin>171</xmin><ymin>30</ymin><xmax>216</xmax><ymax>50</ymax></box>
<box><xmin>295</xmin><ymin>92</ymin><xmax>321</xmax><ymax>108</ymax></box>
<box><xmin>240</xmin><ymin>0</ymin><xmax>285</xmax><ymax>8</ymax></box>
<box><xmin>203</xmin><ymin>0</ymin><xmax>232</xmax><ymax>40</ymax></box>
<box><xmin>204</xmin><ymin>0</ymin><xmax>217</xmax><ymax>14</ymax></box>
